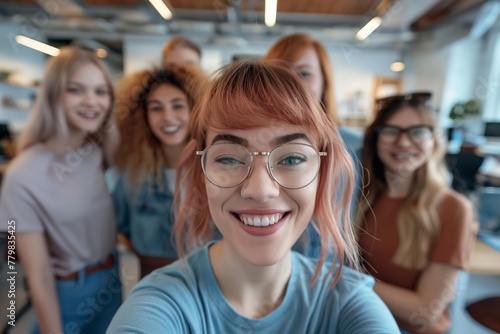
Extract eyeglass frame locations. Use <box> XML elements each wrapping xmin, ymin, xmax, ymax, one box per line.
<box><xmin>376</xmin><ymin>124</ymin><xmax>435</xmax><ymax>145</ymax></box>
<box><xmin>195</xmin><ymin>143</ymin><xmax>327</xmax><ymax>189</ymax></box>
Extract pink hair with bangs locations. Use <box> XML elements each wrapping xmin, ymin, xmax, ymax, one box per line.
<box><xmin>175</xmin><ymin>59</ymin><xmax>358</xmax><ymax>286</ymax></box>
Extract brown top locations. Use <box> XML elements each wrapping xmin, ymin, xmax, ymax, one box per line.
<box><xmin>359</xmin><ymin>190</ymin><xmax>475</xmax><ymax>334</ymax></box>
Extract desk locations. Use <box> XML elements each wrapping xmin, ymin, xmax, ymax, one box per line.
<box><xmin>477</xmin><ymin>156</ymin><xmax>500</xmax><ymax>186</ymax></box>
<box><xmin>481</xmin><ymin>142</ymin><xmax>500</xmax><ymax>158</ymax></box>
<box><xmin>469</xmin><ymin>239</ymin><xmax>500</xmax><ymax>275</ymax></box>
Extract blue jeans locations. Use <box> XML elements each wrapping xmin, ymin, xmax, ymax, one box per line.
<box><xmin>30</xmin><ymin>253</ymin><xmax>122</xmax><ymax>334</ymax></box>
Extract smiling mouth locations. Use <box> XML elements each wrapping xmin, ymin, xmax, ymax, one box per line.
<box><xmin>231</xmin><ymin>212</ymin><xmax>290</xmax><ymax>227</ymax></box>
<box><xmin>161</xmin><ymin>126</ymin><xmax>181</xmax><ymax>134</ymax></box>
<box><xmin>77</xmin><ymin>111</ymin><xmax>100</xmax><ymax>119</ymax></box>
<box><xmin>391</xmin><ymin>152</ymin><xmax>416</xmax><ymax>159</ymax></box>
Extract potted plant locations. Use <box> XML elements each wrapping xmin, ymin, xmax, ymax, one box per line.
<box><xmin>449</xmin><ymin>99</ymin><xmax>483</xmax><ymax>136</ymax></box>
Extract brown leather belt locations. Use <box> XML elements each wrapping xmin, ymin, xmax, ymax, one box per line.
<box><xmin>56</xmin><ymin>253</ymin><xmax>115</xmax><ymax>280</ymax></box>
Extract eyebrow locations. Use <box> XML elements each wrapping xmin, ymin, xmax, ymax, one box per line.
<box><xmin>294</xmin><ymin>64</ymin><xmax>313</xmax><ymax>70</ymax></box>
<box><xmin>67</xmin><ymin>81</ymin><xmax>107</xmax><ymax>89</ymax></box>
<box><xmin>171</xmin><ymin>97</ymin><xmax>187</xmax><ymax>103</ymax></box>
<box><xmin>211</xmin><ymin>134</ymin><xmax>247</xmax><ymax>146</ymax></box>
<box><xmin>147</xmin><ymin>97</ymin><xmax>186</xmax><ymax>105</ymax></box>
<box><xmin>210</xmin><ymin>132</ymin><xmax>311</xmax><ymax>147</ymax></box>
<box><xmin>274</xmin><ymin>133</ymin><xmax>312</xmax><ymax>145</ymax></box>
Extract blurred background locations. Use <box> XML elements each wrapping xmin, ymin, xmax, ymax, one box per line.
<box><xmin>0</xmin><ymin>1</ymin><xmax>499</xmax><ymax>333</ymax></box>
<box><xmin>0</xmin><ymin>0</ymin><xmax>499</xmax><ymax>131</ymax></box>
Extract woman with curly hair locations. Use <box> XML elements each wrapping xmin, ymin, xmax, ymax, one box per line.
<box><xmin>355</xmin><ymin>93</ymin><xmax>476</xmax><ymax>334</ymax></box>
<box><xmin>111</xmin><ymin>65</ymin><xmax>206</xmax><ymax>277</ymax></box>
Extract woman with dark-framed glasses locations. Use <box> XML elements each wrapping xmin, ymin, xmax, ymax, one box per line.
<box><xmin>355</xmin><ymin>92</ymin><xmax>476</xmax><ymax>334</ymax></box>
<box><xmin>107</xmin><ymin>60</ymin><xmax>398</xmax><ymax>333</ymax></box>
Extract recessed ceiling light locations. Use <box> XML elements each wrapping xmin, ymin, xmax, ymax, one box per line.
<box><xmin>391</xmin><ymin>61</ymin><xmax>405</xmax><ymax>72</ymax></box>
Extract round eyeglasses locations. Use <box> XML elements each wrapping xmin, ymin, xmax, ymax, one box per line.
<box><xmin>377</xmin><ymin>125</ymin><xmax>434</xmax><ymax>145</ymax></box>
<box><xmin>196</xmin><ymin>143</ymin><xmax>327</xmax><ymax>189</ymax></box>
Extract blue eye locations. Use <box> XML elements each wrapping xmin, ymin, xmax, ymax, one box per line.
<box><xmin>298</xmin><ymin>71</ymin><xmax>311</xmax><ymax>79</ymax></box>
<box><xmin>278</xmin><ymin>154</ymin><xmax>307</xmax><ymax>166</ymax></box>
<box><xmin>215</xmin><ymin>156</ymin><xmax>245</xmax><ymax>165</ymax></box>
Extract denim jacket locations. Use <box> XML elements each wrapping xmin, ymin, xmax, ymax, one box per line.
<box><xmin>109</xmin><ymin>168</ymin><xmax>178</xmax><ymax>258</ymax></box>
<box><xmin>293</xmin><ymin>126</ymin><xmax>363</xmax><ymax>258</ymax></box>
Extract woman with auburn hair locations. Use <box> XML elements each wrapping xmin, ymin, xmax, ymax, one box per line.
<box><xmin>0</xmin><ymin>46</ymin><xmax>121</xmax><ymax>333</ymax></box>
<box><xmin>111</xmin><ymin>65</ymin><xmax>206</xmax><ymax>277</ymax></box>
<box><xmin>355</xmin><ymin>93</ymin><xmax>476</xmax><ymax>334</ymax></box>
<box><xmin>161</xmin><ymin>36</ymin><xmax>202</xmax><ymax>68</ymax></box>
<box><xmin>262</xmin><ymin>32</ymin><xmax>363</xmax><ymax>257</ymax></box>
<box><xmin>107</xmin><ymin>60</ymin><xmax>398</xmax><ymax>333</ymax></box>
<box><xmin>262</xmin><ymin>32</ymin><xmax>362</xmax><ymax>155</ymax></box>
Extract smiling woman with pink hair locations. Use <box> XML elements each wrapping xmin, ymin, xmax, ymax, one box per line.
<box><xmin>107</xmin><ymin>59</ymin><xmax>398</xmax><ymax>333</ymax></box>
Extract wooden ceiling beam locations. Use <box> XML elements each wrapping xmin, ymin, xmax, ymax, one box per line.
<box><xmin>411</xmin><ymin>0</ymin><xmax>486</xmax><ymax>31</ymax></box>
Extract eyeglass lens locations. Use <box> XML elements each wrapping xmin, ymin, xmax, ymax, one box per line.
<box><xmin>378</xmin><ymin>125</ymin><xmax>433</xmax><ymax>144</ymax></box>
<box><xmin>200</xmin><ymin>143</ymin><xmax>321</xmax><ymax>189</ymax></box>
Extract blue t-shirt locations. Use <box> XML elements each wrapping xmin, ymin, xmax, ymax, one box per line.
<box><xmin>108</xmin><ymin>243</ymin><xmax>398</xmax><ymax>333</ymax></box>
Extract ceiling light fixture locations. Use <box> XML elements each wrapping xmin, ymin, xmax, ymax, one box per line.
<box><xmin>94</xmin><ymin>48</ymin><xmax>108</xmax><ymax>58</ymax></box>
<box><xmin>15</xmin><ymin>35</ymin><xmax>60</xmax><ymax>56</ymax></box>
<box><xmin>390</xmin><ymin>61</ymin><xmax>405</xmax><ymax>72</ymax></box>
<box><xmin>265</xmin><ymin>0</ymin><xmax>278</xmax><ymax>27</ymax></box>
<box><xmin>356</xmin><ymin>16</ymin><xmax>382</xmax><ymax>41</ymax></box>
<box><xmin>148</xmin><ymin>0</ymin><xmax>173</xmax><ymax>20</ymax></box>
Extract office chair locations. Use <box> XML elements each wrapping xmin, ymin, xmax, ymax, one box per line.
<box><xmin>477</xmin><ymin>187</ymin><xmax>500</xmax><ymax>234</ymax></box>
<box><xmin>445</xmin><ymin>152</ymin><xmax>485</xmax><ymax>195</ymax></box>
<box><xmin>466</xmin><ymin>297</ymin><xmax>500</xmax><ymax>332</ymax></box>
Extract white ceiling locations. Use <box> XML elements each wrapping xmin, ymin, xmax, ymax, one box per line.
<box><xmin>0</xmin><ymin>0</ymin><xmax>490</xmax><ymax>65</ymax></box>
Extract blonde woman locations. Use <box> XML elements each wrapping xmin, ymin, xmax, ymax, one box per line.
<box><xmin>0</xmin><ymin>47</ymin><xmax>121</xmax><ymax>333</ymax></box>
<box><xmin>356</xmin><ymin>93</ymin><xmax>476</xmax><ymax>334</ymax></box>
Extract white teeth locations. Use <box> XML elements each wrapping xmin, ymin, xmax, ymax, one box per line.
<box><xmin>162</xmin><ymin>126</ymin><xmax>179</xmax><ymax>133</ymax></box>
<box><xmin>261</xmin><ymin>216</ymin><xmax>270</xmax><ymax>226</ymax></box>
<box><xmin>78</xmin><ymin>111</ymin><xmax>98</xmax><ymax>118</ymax></box>
<box><xmin>239</xmin><ymin>214</ymin><xmax>284</xmax><ymax>227</ymax></box>
<box><xmin>394</xmin><ymin>153</ymin><xmax>412</xmax><ymax>158</ymax></box>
